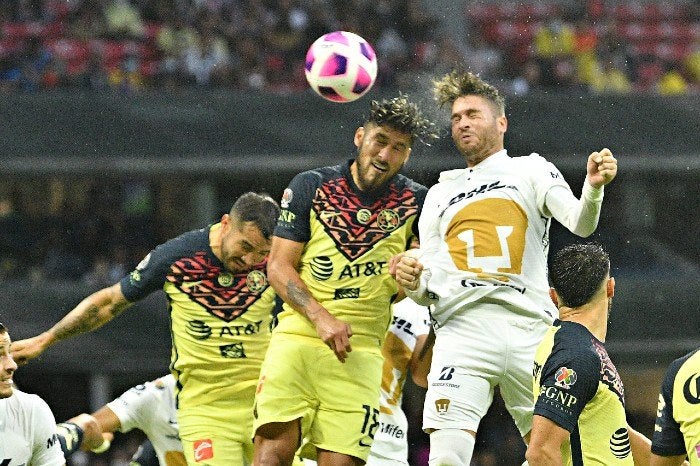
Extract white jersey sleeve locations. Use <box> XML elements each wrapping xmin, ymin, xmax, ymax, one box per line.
<box><xmin>368</xmin><ymin>299</ymin><xmax>430</xmax><ymax>464</ymax></box>
<box><xmin>106</xmin><ymin>374</ymin><xmax>183</xmax><ymax>465</ymax></box>
<box><xmin>0</xmin><ymin>390</ymin><xmax>65</xmax><ymax>466</ymax></box>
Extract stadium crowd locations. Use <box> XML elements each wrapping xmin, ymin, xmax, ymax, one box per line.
<box><xmin>0</xmin><ymin>0</ymin><xmax>697</xmax><ymax>94</ymax></box>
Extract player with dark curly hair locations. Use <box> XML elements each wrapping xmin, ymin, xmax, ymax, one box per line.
<box><xmin>253</xmin><ymin>95</ymin><xmax>437</xmax><ymax>466</ymax></box>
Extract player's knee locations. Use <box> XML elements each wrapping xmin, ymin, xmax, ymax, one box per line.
<box><xmin>428</xmin><ymin>429</ymin><xmax>475</xmax><ymax>466</ymax></box>
<box><xmin>254</xmin><ymin>421</ymin><xmax>300</xmax><ymax>466</ymax></box>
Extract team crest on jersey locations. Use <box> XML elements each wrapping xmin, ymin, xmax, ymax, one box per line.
<box><xmin>313</xmin><ymin>178</ymin><xmax>418</xmax><ymax>261</ymax></box>
<box><xmin>435</xmin><ymin>398</ymin><xmax>450</xmax><ymax>414</ymax></box>
<box><xmin>554</xmin><ymin>367</ymin><xmax>577</xmax><ymax>389</ymax></box>
<box><xmin>246</xmin><ymin>270</ymin><xmax>268</xmax><ymax>292</ymax></box>
<box><xmin>168</xmin><ymin>253</ymin><xmax>270</xmax><ymax>322</ymax></box>
<box><xmin>217</xmin><ymin>272</ymin><xmax>233</xmax><ymax>287</ymax></box>
<box><xmin>281</xmin><ymin>188</ymin><xmax>293</xmax><ymax>208</ymax></box>
<box><xmin>356</xmin><ymin>208</ymin><xmax>372</xmax><ymax>224</ymax></box>
<box><xmin>377</xmin><ymin>209</ymin><xmax>400</xmax><ymax>231</ymax></box>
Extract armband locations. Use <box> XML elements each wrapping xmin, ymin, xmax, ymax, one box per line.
<box><xmin>56</xmin><ymin>422</ymin><xmax>84</xmax><ymax>457</ymax></box>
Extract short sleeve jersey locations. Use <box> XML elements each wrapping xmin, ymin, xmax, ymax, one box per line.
<box><xmin>417</xmin><ymin>150</ymin><xmax>570</xmax><ymax>324</ymax></box>
<box><xmin>107</xmin><ymin>375</ymin><xmax>185</xmax><ymax>466</ymax></box>
<box><xmin>533</xmin><ymin>320</ymin><xmax>631</xmax><ymax>465</ymax></box>
<box><xmin>120</xmin><ymin>223</ymin><xmax>276</xmax><ymax>408</ymax></box>
<box><xmin>371</xmin><ymin>298</ymin><xmax>430</xmax><ymax>463</ymax></box>
<box><xmin>274</xmin><ymin>161</ymin><xmax>427</xmax><ymax>345</ymax></box>
<box><xmin>651</xmin><ymin>348</ymin><xmax>700</xmax><ymax>464</ymax></box>
<box><xmin>0</xmin><ymin>389</ymin><xmax>65</xmax><ymax>466</ymax></box>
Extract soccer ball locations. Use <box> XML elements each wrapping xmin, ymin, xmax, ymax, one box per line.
<box><xmin>304</xmin><ymin>31</ymin><xmax>378</xmax><ymax>103</ymax></box>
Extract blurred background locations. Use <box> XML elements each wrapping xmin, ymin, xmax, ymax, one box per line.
<box><xmin>0</xmin><ymin>0</ymin><xmax>698</xmax><ymax>464</ymax></box>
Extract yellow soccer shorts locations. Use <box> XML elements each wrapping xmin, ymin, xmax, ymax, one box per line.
<box><xmin>179</xmin><ymin>390</ymin><xmax>256</xmax><ymax>466</ymax></box>
<box><xmin>253</xmin><ymin>333</ymin><xmax>383</xmax><ymax>462</ymax></box>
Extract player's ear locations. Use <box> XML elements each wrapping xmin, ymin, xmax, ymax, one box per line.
<box><xmin>497</xmin><ymin>115</ymin><xmax>508</xmax><ymax>134</ymax></box>
<box><xmin>549</xmin><ymin>288</ymin><xmax>559</xmax><ymax>307</ymax></box>
<box><xmin>607</xmin><ymin>277</ymin><xmax>615</xmax><ymax>298</ymax></box>
<box><xmin>403</xmin><ymin>147</ymin><xmax>412</xmax><ymax>165</ymax></box>
<box><xmin>354</xmin><ymin>127</ymin><xmax>365</xmax><ymax>148</ymax></box>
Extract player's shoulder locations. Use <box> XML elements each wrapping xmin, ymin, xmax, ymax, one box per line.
<box><xmin>436</xmin><ymin>168</ymin><xmax>467</xmax><ymax>184</ymax></box>
<box><xmin>552</xmin><ymin>321</ymin><xmax>600</xmax><ymax>360</ymax></box>
<box><xmin>511</xmin><ymin>152</ymin><xmax>555</xmax><ymax>168</ymax></box>
<box><xmin>393</xmin><ymin>172</ymin><xmax>428</xmax><ymax>196</ymax></box>
<box><xmin>296</xmin><ymin>162</ymin><xmax>345</xmax><ymax>182</ymax></box>
<box><xmin>667</xmin><ymin>348</ymin><xmax>700</xmax><ymax>381</ymax></box>
<box><xmin>9</xmin><ymin>388</ymin><xmax>47</xmax><ymax>407</ymax></box>
<box><xmin>6</xmin><ymin>389</ymin><xmax>53</xmax><ymax>419</ymax></box>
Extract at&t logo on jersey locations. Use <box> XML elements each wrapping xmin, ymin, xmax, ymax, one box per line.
<box><xmin>186</xmin><ymin>320</ymin><xmax>212</xmax><ymax>340</ymax></box>
<box><xmin>310</xmin><ymin>256</ymin><xmax>333</xmax><ymax>281</ymax></box>
<box><xmin>682</xmin><ymin>372</ymin><xmax>700</xmax><ymax>404</ymax></box>
<box><xmin>609</xmin><ymin>428</ymin><xmax>631</xmax><ymax>459</ymax></box>
<box><xmin>193</xmin><ymin>439</ymin><xmax>214</xmax><ymax>462</ymax></box>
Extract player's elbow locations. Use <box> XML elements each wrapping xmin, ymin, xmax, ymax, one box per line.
<box><xmin>525</xmin><ymin>444</ymin><xmax>555</xmax><ymax>465</ymax></box>
<box><xmin>266</xmin><ymin>256</ymin><xmax>288</xmax><ymax>292</ymax></box>
<box><xmin>573</xmin><ymin>225</ymin><xmax>596</xmax><ymax>238</ymax></box>
<box><xmin>411</xmin><ymin>371</ymin><xmax>428</xmax><ymax>388</ymax></box>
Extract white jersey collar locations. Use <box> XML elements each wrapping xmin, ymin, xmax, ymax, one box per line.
<box><xmin>439</xmin><ymin>149</ymin><xmax>509</xmax><ymax>182</ymax></box>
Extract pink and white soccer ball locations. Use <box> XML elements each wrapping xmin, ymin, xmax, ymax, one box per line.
<box><xmin>304</xmin><ymin>31</ymin><xmax>378</xmax><ymax>103</ymax></box>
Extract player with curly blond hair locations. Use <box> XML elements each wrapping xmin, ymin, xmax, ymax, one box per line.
<box><xmin>392</xmin><ymin>70</ymin><xmax>618</xmax><ymax>466</ymax></box>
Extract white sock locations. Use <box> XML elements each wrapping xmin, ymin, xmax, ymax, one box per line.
<box><xmin>428</xmin><ymin>429</ymin><xmax>476</xmax><ymax>466</ymax></box>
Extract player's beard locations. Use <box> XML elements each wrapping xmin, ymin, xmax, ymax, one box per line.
<box><xmin>454</xmin><ymin>123</ymin><xmax>501</xmax><ymax>166</ymax></box>
<box><xmin>354</xmin><ymin>156</ymin><xmax>398</xmax><ymax>192</ymax></box>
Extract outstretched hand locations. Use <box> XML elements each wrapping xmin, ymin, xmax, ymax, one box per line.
<box><xmin>586</xmin><ymin>148</ymin><xmax>617</xmax><ymax>188</ymax></box>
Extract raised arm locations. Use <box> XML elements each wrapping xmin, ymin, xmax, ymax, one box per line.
<box><xmin>267</xmin><ymin>236</ymin><xmax>353</xmax><ymax>362</ymax></box>
<box><xmin>11</xmin><ymin>283</ymin><xmax>132</xmax><ymax>365</ymax></box>
<box><xmin>545</xmin><ymin>149</ymin><xmax>617</xmax><ymax>238</ymax></box>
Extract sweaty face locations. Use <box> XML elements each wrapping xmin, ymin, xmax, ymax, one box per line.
<box><xmin>451</xmin><ymin>95</ymin><xmax>506</xmax><ymax>167</ymax></box>
<box><xmin>219</xmin><ymin>220</ymin><xmax>271</xmax><ymax>273</ymax></box>
<box><xmin>0</xmin><ymin>332</ymin><xmax>17</xmax><ymax>398</ymax></box>
<box><xmin>352</xmin><ymin>123</ymin><xmax>412</xmax><ymax>192</ymax></box>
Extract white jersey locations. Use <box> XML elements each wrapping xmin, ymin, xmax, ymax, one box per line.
<box><xmin>369</xmin><ymin>299</ymin><xmax>430</xmax><ymax>464</ymax></box>
<box><xmin>0</xmin><ymin>389</ymin><xmax>65</xmax><ymax>466</ymax></box>
<box><xmin>107</xmin><ymin>374</ymin><xmax>184</xmax><ymax>466</ymax></box>
<box><xmin>412</xmin><ymin>150</ymin><xmax>598</xmax><ymax>325</ymax></box>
